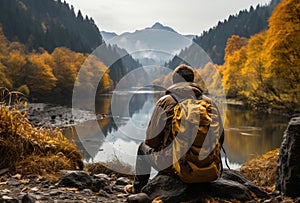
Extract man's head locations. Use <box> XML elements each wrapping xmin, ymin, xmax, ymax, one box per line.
<box><xmin>172</xmin><ymin>64</ymin><xmax>195</xmax><ymax>84</ymax></box>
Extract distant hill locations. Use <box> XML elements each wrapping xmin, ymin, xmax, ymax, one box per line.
<box><xmin>168</xmin><ymin>0</ymin><xmax>281</xmax><ymax>67</ymax></box>
<box><xmin>105</xmin><ymin>22</ymin><xmax>195</xmax><ymax>66</ymax></box>
<box><xmin>101</xmin><ymin>31</ymin><xmax>118</xmax><ymax>42</ymax></box>
<box><xmin>0</xmin><ymin>0</ymin><xmax>104</xmax><ymax>53</ymax></box>
<box><xmin>147</xmin><ymin>22</ymin><xmax>177</xmax><ymax>33</ymax></box>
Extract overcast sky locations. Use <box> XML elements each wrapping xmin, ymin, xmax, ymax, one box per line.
<box><xmin>66</xmin><ymin>0</ymin><xmax>271</xmax><ymax>35</ymax></box>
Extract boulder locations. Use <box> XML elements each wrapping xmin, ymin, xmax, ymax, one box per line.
<box><xmin>58</xmin><ymin>171</ymin><xmax>93</xmax><ymax>190</ymax></box>
<box><xmin>276</xmin><ymin>116</ymin><xmax>300</xmax><ymax>197</ymax></box>
<box><xmin>142</xmin><ymin>169</ymin><xmax>269</xmax><ymax>202</ymax></box>
<box><xmin>58</xmin><ymin>170</ymin><xmax>109</xmax><ymax>192</ymax></box>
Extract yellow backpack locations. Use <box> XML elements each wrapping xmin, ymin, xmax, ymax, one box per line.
<box><xmin>170</xmin><ymin>95</ymin><xmax>222</xmax><ymax>183</ymax></box>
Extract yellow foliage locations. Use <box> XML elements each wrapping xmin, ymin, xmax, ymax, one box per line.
<box><xmin>26</xmin><ymin>53</ymin><xmax>57</xmax><ymax>93</ymax></box>
<box><xmin>6</xmin><ymin>50</ymin><xmax>27</xmax><ymax>88</ymax></box>
<box><xmin>222</xmin><ymin>46</ymin><xmax>248</xmax><ymax>98</ymax></box>
<box><xmin>240</xmin><ymin>149</ymin><xmax>279</xmax><ymax>188</ymax></box>
<box><xmin>0</xmin><ymin>26</ymin><xmax>8</xmax><ymax>59</ymax></box>
<box><xmin>221</xmin><ymin>0</ymin><xmax>300</xmax><ymax>111</ymax></box>
<box><xmin>224</xmin><ymin>35</ymin><xmax>248</xmax><ymax>61</ymax></box>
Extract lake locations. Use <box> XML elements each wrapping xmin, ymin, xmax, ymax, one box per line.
<box><xmin>64</xmin><ymin>90</ymin><xmax>289</xmax><ymax>174</ymax></box>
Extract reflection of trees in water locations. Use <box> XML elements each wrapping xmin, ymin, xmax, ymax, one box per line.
<box><xmin>224</xmin><ymin>105</ymin><xmax>288</xmax><ymax>164</ymax></box>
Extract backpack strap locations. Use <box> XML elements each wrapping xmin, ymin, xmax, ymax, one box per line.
<box><xmin>221</xmin><ymin>145</ymin><xmax>231</xmax><ymax>170</ymax></box>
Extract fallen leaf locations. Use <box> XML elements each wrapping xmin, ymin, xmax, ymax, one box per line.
<box><xmin>12</xmin><ymin>174</ymin><xmax>22</xmax><ymax>180</ymax></box>
<box><xmin>2</xmin><ymin>189</ymin><xmax>11</xmax><ymax>193</ymax></box>
<box><xmin>31</xmin><ymin>187</ymin><xmax>39</xmax><ymax>192</ymax></box>
<box><xmin>2</xmin><ymin>196</ymin><xmax>13</xmax><ymax>200</ymax></box>
<box><xmin>58</xmin><ymin>187</ymin><xmax>78</xmax><ymax>191</ymax></box>
<box><xmin>0</xmin><ymin>181</ymin><xmax>8</xmax><ymax>185</ymax></box>
<box><xmin>19</xmin><ymin>179</ymin><xmax>30</xmax><ymax>184</ymax></box>
<box><xmin>152</xmin><ymin>197</ymin><xmax>163</xmax><ymax>203</ymax></box>
<box><xmin>21</xmin><ymin>186</ymin><xmax>31</xmax><ymax>192</ymax></box>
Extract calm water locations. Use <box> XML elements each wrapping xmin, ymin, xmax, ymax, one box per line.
<box><xmin>65</xmin><ymin>90</ymin><xmax>289</xmax><ymax>173</ymax></box>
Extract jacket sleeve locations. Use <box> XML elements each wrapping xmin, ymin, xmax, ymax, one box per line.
<box><xmin>145</xmin><ymin>95</ymin><xmax>177</xmax><ymax>150</ymax></box>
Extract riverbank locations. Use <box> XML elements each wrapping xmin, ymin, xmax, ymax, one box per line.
<box><xmin>0</xmin><ymin>101</ymin><xmax>299</xmax><ymax>202</ymax></box>
<box><xmin>0</xmin><ymin>149</ymin><xmax>299</xmax><ymax>203</ymax></box>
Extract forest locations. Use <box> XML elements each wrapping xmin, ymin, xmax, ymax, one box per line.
<box><xmin>166</xmin><ymin>0</ymin><xmax>299</xmax><ymax>112</ymax></box>
<box><xmin>221</xmin><ymin>0</ymin><xmax>299</xmax><ymax>112</ymax></box>
<box><xmin>168</xmin><ymin>0</ymin><xmax>281</xmax><ymax>66</ymax></box>
<box><xmin>0</xmin><ymin>28</ymin><xmax>112</xmax><ymax>104</ymax></box>
<box><xmin>0</xmin><ymin>0</ymin><xmax>102</xmax><ymax>53</ymax></box>
<box><xmin>0</xmin><ymin>0</ymin><xmax>299</xmax><ymax>112</ymax></box>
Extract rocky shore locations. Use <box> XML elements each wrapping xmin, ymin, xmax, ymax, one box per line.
<box><xmin>1</xmin><ymin>103</ymin><xmax>299</xmax><ymax>202</ymax></box>
<box><xmin>0</xmin><ymin>170</ymin><xmax>132</xmax><ymax>203</ymax></box>
<box><xmin>25</xmin><ymin>103</ymin><xmax>97</xmax><ymax>128</ymax></box>
<box><xmin>0</xmin><ymin>168</ymin><xmax>299</xmax><ymax>203</ymax></box>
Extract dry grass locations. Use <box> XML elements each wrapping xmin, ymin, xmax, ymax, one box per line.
<box><xmin>240</xmin><ymin>148</ymin><xmax>279</xmax><ymax>191</ymax></box>
<box><xmin>0</xmin><ymin>91</ymin><xmax>83</xmax><ymax>179</ymax></box>
<box><xmin>85</xmin><ymin>159</ymin><xmax>134</xmax><ymax>179</ymax></box>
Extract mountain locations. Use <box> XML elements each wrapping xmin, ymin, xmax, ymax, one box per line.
<box><xmin>101</xmin><ymin>31</ymin><xmax>118</xmax><ymax>42</ymax></box>
<box><xmin>147</xmin><ymin>22</ymin><xmax>177</xmax><ymax>33</ymax></box>
<box><xmin>105</xmin><ymin>22</ymin><xmax>195</xmax><ymax>66</ymax></box>
<box><xmin>0</xmin><ymin>0</ymin><xmax>103</xmax><ymax>53</ymax></box>
<box><xmin>167</xmin><ymin>0</ymin><xmax>281</xmax><ymax>67</ymax></box>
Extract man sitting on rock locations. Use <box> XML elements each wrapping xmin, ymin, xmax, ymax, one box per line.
<box><xmin>125</xmin><ymin>64</ymin><xmax>224</xmax><ymax>194</ymax></box>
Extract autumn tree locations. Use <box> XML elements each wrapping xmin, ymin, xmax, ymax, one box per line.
<box><xmin>239</xmin><ymin>32</ymin><xmax>269</xmax><ymax>105</ymax></box>
<box><xmin>0</xmin><ymin>26</ymin><xmax>11</xmax><ymax>88</ymax></box>
<box><xmin>198</xmin><ymin>62</ymin><xmax>225</xmax><ymax>96</ymax></box>
<box><xmin>0</xmin><ymin>26</ymin><xmax>8</xmax><ymax>59</ymax></box>
<box><xmin>224</xmin><ymin>35</ymin><xmax>248</xmax><ymax>61</ymax></box>
<box><xmin>0</xmin><ymin>62</ymin><xmax>11</xmax><ymax>88</ymax></box>
<box><xmin>5</xmin><ymin>50</ymin><xmax>27</xmax><ymax>88</ymax></box>
<box><xmin>75</xmin><ymin>54</ymin><xmax>113</xmax><ymax>109</ymax></box>
<box><xmin>264</xmin><ymin>0</ymin><xmax>300</xmax><ymax>109</ymax></box>
<box><xmin>25</xmin><ymin>53</ymin><xmax>57</xmax><ymax>98</ymax></box>
<box><xmin>222</xmin><ymin>35</ymin><xmax>248</xmax><ymax>98</ymax></box>
<box><xmin>51</xmin><ymin>47</ymin><xmax>85</xmax><ymax>103</ymax></box>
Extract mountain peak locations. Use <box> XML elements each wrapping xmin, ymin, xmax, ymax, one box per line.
<box><xmin>149</xmin><ymin>22</ymin><xmax>177</xmax><ymax>33</ymax></box>
<box><xmin>151</xmin><ymin>22</ymin><xmax>164</xmax><ymax>29</ymax></box>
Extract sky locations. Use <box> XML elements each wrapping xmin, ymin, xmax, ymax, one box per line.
<box><xmin>66</xmin><ymin>0</ymin><xmax>271</xmax><ymax>35</ymax></box>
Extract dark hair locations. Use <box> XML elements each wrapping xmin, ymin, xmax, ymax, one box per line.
<box><xmin>172</xmin><ymin>64</ymin><xmax>195</xmax><ymax>83</ymax></box>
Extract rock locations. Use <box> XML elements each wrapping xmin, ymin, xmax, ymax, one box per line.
<box><xmin>276</xmin><ymin>117</ymin><xmax>300</xmax><ymax>197</ymax></box>
<box><xmin>142</xmin><ymin>169</ymin><xmax>269</xmax><ymax>203</ymax></box>
<box><xmin>98</xmin><ymin>189</ymin><xmax>110</xmax><ymax>198</ymax></box>
<box><xmin>58</xmin><ymin>171</ymin><xmax>93</xmax><ymax>190</ymax></box>
<box><xmin>58</xmin><ymin>171</ymin><xmax>110</xmax><ymax>192</ymax></box>
<box><xmin>91</xmin><ymin>177</ymin><xmax>110</xmax><ymax>192</ymax></box>
<box><xmin>0</xmin><ymin>196</ymin><xmax>18</xmax><ymax>203</ymax></box>
<box><xmin>0</xmin><ymin>168</ymin><xmax>9</xmax><ymax>176</ymax></box>
<box><xmin>93</xmin><ymin>173</ymin><xmax>111</xmax><ymax>181</ymax></box>
<box><xmin>116</xmin><ymin>177</ymin><xmax>131</xmax><ymax>185</ymax></box>
<box><xmin>7</xmin><ymin>178</ymin><xmax>19</xmax><ymax>186</ymax></box>
<box><xmin>49</xmin><ymin>189</ymin><xmax>62</xmax><ymax>196</ymax></box>
<box><xmin>127</xmin><ymin>193</ymin><xmax>151</xmax><ymax>203</ymax></box>
<box><xmin>221</xmin><ymin>169</ymin><xmax>269</xmax><ymax>198</ymax></box>
<box><xmin>21</xmin><ymin>194</ymin><xmax>36</xmax><ymax>203</ymax></box>
<box><xmin>113</xmin><ymin>185</ymin><xmax>128</xmax><ymax>193</ymax></box>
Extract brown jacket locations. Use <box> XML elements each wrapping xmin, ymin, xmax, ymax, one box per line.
<box><xmin>146</xmin><ymin>82</ymin><xmax>224</xmax><ymax>150</ymax></box>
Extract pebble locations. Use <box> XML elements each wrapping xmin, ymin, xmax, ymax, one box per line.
<box><xmin>116</xmin><ymin>177</ymin><xmax>131</xmax><ymax>185</ymax></box>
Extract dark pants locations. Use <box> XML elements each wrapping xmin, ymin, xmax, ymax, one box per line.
<box><xmin>134</xmin><ymin>142</ymin><xmax>155</xmax><ymax>192</ymax></box>
<box><xmin>133</xmin><ymin>142</ymin><xmax>174</xmax><ymax>192</ymax></box>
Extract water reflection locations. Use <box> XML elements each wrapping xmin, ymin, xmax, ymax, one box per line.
<box><xmin>224</xmin><ymin>105</ymin><xmax>289</xmax><ymax>164</ymax></box>
<box><xmin>65</xmin><ymin>90</ymin><xmax>289</xmax><ymax>171</ymax></box>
